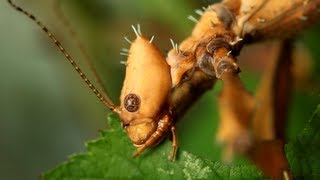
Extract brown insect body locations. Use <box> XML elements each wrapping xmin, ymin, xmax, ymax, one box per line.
<box><xmin>232</xmin><ymin>0</ymin><xmax>320</xmax><ymax>41</ymax></box>
<box><xmin>167</xmin><ymin>3</ymin><xmax>243</xmax><ymax>89</ymax></box>
<box><xmin>166</xmin><ymin>5</ymin><xmax>253</xmax><ymax>162</ymax></box>
<box><xmin>118</xmin><ymin>0</ymin><xmax>320</xmax><ymax>173</ymax></box>
<box><xmin>165</xmin><ymin>1</ymin><xmax>320</xmax><ymax>176</ymax></box>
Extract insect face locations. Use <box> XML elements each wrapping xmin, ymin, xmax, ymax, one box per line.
<box><xmin>119</xmin><ymin>35</ymin><xmax>171</xmax><ymax>124</ymax></box>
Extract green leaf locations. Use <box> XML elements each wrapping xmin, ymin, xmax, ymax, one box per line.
<box><xmin>43</xmin><ymin>114</ymin><xmax>263</xmax><ymax>179</ymax></box>
<box><xmin>43</xmin><ymin>105</ymin><xmax>320</xmax><ymax>179</ymax></box>
<box><xmin>285</xmin><ymin>105</ymin><xmax>320</xmax><ymax>178</ymax></box>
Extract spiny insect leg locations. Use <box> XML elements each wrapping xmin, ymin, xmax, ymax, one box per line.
<box><xmin>212</xmin><ymin>48</ymin><xmax>255</xmax><ymax>162</ymax></box>
<box><xmin>217</xmin><ymin>71</ymin><xmax>255</xmax><ymax>162</ymax></box>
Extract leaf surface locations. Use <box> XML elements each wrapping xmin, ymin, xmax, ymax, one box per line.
<box><xmin>43</xmin><ymin>114</ymin><xmax>263</xmax><ymax>179</ymax></box>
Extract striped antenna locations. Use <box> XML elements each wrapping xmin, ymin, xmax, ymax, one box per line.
<box><xmin>53</xmin><ymin>0</ymin><xmax>114</xmax><ymax>105</ymax></box>
<box><xmin>7</xmin><ymin>0</ymin><xmax>119</xmax><ymax>112</ymax></box>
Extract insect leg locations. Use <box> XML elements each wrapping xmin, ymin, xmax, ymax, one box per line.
<box><xmin>213</xmin><ymin>47</ymin><xmax>256</xmax><ymax>162</ymax></box>
<box><xmin>248</xmin><ymin>40</ymin><xmax>294</xmax><ymax>178</ymax></box>
<box><xmin>216</xmin><ymin>71</ymin><xmax>255</xmax><ymax>162</ymax></box>
<box><xmin>170</xmin><ymin>126</ymin><xmax>178</xmax><ymax>161</ymax></box>
<box><xmin>252</xmin><ymin>40</ymin><xmax>293</xmax><ymax>141</ymax></box>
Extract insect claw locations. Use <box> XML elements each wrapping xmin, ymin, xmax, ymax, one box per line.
<box><xmin>124</xmin><ymin>36</ymin><xmax>132</xmax><ymax>44</ymax></box>
<box><xmin>132</xmin><ymin>145</ymin><xmax>148</xmax><ymax>158</ymax></box>
<box><xmin>187</xmin><ymin>15</ymin><xmax>199</xmax><ymax>23</ymax></box>
<box><xmin>170</xmin><ymin>126</ymin><xmax>178</xmax><ymax>161</ymax></box>
<box><xmin>132</xmin><ymin>152</ymin><xmax>139</xmax><ymax>158</ymax></box>
<box><xmin>149</xmin><ymin>35</ymin><xmax>155</xmax><ymax>43</ymax></box>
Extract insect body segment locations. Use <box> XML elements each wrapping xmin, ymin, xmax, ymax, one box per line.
<box><xmin>165</xmin><ymin>2</ymin><xmax>255</xmax><ymax>162</ymax></box>
<box><xmin>233</xmin><ymin>0</ymin><xmax>320</xmax><ymax>41</ymax></box>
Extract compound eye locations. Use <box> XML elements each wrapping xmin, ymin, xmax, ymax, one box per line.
<box><xmin>124</xmin><ymin>94</ymin><xmax>141</xmax><ymax>112</ymax></box>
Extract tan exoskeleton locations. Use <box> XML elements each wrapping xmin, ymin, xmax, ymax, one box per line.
<box><xmin>119</xmin><ymin>28</ymin><xmax>177</xmax><ymax>159</ymax></box>
<box><xmin>166</xmin><ymin>0</ymin><xmax>320</xmax><ymax>178</ymax></box>
<box><xmin>7</xmin><ymin>0</ymin><xmax>178</xmax><ymax>160</ymax></box>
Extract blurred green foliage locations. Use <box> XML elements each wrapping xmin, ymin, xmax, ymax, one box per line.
<box><xmin>285</xmin><ymin>105</ymin><xmax>320</xmax><ymax>178</ymax></box>
<box><xmin>0</xmin><ymin>0</ymin><xmax>319</xmax><ymax>179</ymax></box>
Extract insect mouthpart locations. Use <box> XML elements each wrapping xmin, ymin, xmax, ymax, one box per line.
<box><xmin>125</xmin><ymin>118</ymin><xmax>157</xmax><ymax>145</ymax></box>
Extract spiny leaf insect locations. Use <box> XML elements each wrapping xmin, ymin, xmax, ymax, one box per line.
<box><xmin>7</xmin><ymin>0</ymin><xmax>178</xmax><ymax>160</ymax></box>
<box><xmin>7</xmin><ymin>0</ymin><xmax>320</xmax><ymax>164</ymax></box>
